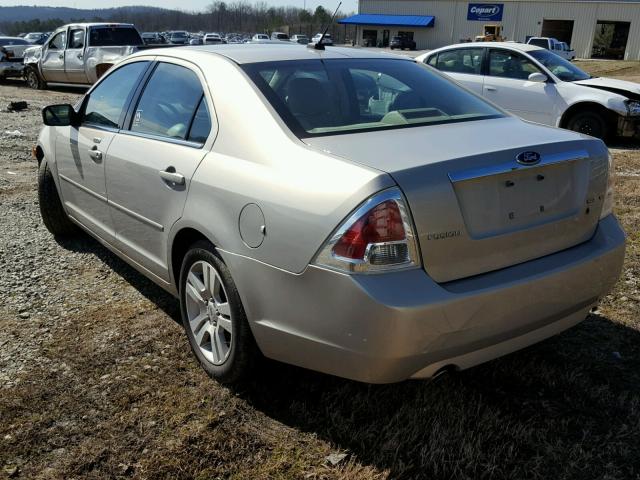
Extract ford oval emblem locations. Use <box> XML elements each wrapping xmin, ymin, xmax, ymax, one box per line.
<box><xmin>516</xmin><ymin>151</ymin><xmax>541</xmax><ymax>166</ymax></box>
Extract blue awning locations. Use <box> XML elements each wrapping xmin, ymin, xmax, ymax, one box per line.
<box><xmin>338</xmin><ymin>14</ymin><xmax>435</xmax><ymax>28</ymax></box>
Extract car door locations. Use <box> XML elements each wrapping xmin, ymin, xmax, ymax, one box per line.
<box><xmin>105</xmin><ymin>60</ymin><xmax>213</xmax><ymax>281</ymax></box>
<box><xmin>482</xmin><ymin>48</ymin><xmax>561</xmax><ymax>125</ymax></box>
<box><xmin>429</xmin><ymin>48</ymin><xmax>485</xmax><ymax>95</ymax></box>
<box><xmin>41</xmin><ymin>30</ymin><xmax>67</xmax><ymax>82</ymax></box>
<box><xmin>55</xmin><ymin>60</ymin><xmax>151</xmax><ymax>241</ymax></box>
<box><xmin>65</xmin><ymin>27</ymin><xmax>88</xmax><ymax>84</ymax></box>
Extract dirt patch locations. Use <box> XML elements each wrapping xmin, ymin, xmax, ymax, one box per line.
<box><xmin>1</xmin><ymin>66</ymin><xmax>640</xmax><ymax>479</ymax></box>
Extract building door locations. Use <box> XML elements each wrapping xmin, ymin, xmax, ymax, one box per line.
<box><xmin>541</xmin><ymin>19</ymin><xmax>574</xmax><ymax>45</ymax></box>
<box><xmin>382</xmin><ymin>29</ymin><xmax>390</xmax><ymax>47</ymax></box>
<box><xmin>363</xmin><ymin>29</ymin><xmax>377</xmax><ymax>47</ymax></box>
<box><xmin>592</xmin><ymin>21</ymin><xmax>630</xmax><ymax>59</ymax></box>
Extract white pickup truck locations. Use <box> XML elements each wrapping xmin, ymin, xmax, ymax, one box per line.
<box><xmin>23</xmin><ymin>23</ymin><xmax>147</xmax><ymax>89</ymax></box>
<box><xmin>526</xmin><ymin>36</ymin><xmax>576</xmax><ymax>61</ymax></box>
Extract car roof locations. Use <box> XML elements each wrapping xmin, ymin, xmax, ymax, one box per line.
<box><xmin>134</xmin><ymin>44</ymin><xmax>412</xmax><ymax>64</ymax></box>
<box><xmin>60</xmin><ymin>23</ymin><xmax>136</xmax><ymax>29</ymax></box>
<box><xmin>431</xmin><ymin>41</ymin><xmax>543</xmax><ymax>54</ymax></box>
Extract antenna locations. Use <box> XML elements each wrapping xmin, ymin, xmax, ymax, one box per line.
<box><xmin>309</xmin><ymin>2</ymin><xmax>342</xmax><ymax>50</ymax></box>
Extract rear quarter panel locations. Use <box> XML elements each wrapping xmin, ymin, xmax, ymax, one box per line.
<box><xmin>170</xmin><ymin>55</ymin><xmax>394</xmax><ymax>276</ymax></box>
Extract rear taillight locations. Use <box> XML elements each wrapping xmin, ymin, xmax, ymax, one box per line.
<box><xmin>314</xmin><ymin>188</ymin><xmax>420</xmax><ymax>274</ymax></box>
<box><xmin>600</xmin><ymin>152</ymin><xmax>615</xmax><ymax>219</ymax></box>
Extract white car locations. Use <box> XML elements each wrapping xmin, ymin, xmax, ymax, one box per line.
<box><xmin>290</xmin><ymin>34</ymin><xmax>309</xmax><ymax>44</ymax></box>
<box><xmin>251</xmin><ymin>34</ymin><xmax>269</xmax><ymax>41</ymax></box>
<box><xmin>204</xmin><ymin>33</ymin><xmax>223</xmax><ymax>45</ymax></box>
<box><xmin>557</xmin><ymin>42</ymin><xmax>576</xmax><ymax>61</ymax></box>
<box><xmin>417</xmin><ymin>42</ymin><xmax>640</xmax><ymax>140</ymax></box>
<box><xmin>527</xmin><ymin>36</ymin><xmax>575</xmax><ymax>61</ymax></box>
<box><xmin>0</xmin><ymin>36</ymin><xmax>32</xmax><ymax>58</ymax></box>
<box><xmin>312</xmin><ymin>33</ymin><xmax>333</xmax><ymax>46</ymax></box>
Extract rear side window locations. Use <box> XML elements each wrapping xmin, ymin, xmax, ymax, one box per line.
<box><xmin>188</xmin><ymin>98</ymin><xmax>212</xmax><ymax>143</ymax></box>
<box><xmin>83</xmin><ymin>61</ymin><xmax>149</xmax><ymax>129</ymax></box>
<box><xmin>89</xmin><ymin>27</ymin><xmax>142</xmax><ymax>47</ymax></box>
<box><xmin>131</xmin><ymin>62</ymin><xmax>210</xmax><ymax>142</ymax></box>
<box><xmin>436</xmin><ymin>49</ymin><xmax>483</xmax><ymax>74</ymax></box>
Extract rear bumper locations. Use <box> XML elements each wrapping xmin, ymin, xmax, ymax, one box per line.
<box><xmin>222</xmin><ymin>215</ymin><xmax>625</xmax><ymax>383</ymax></box>
<box><xmin>0</xmin><ymin>61</ymin><xmax>24</xmax><ymax>78</ymax></box>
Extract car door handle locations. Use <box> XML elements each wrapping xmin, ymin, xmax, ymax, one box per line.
<box><xmin>88</xmin><ymin>147</ymin><xmax>102</xmax><ymax>162</ymax></box>
<box><xmin>484</xmin><ymin>86</ymin><xmax>497</xmax><ymax>92</ymax></box>
<box><xmin>58</xmin><ymin>53</ymin><xmax>64</xmax><ymax>59</ymax></box>
<box><xmin>77</xmin><ymin>53</ymin><xmax>83</xmax><ymax>60</ymax></box>
<box><xmin>159</xmin><ymin>168</ymin><xmax>185</xmax><ymax>185</ymax></box>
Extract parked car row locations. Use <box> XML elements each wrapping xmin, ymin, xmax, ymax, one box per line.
<box><xmin>34</xmin><ymin>43</ymin><xmax>625</xmax><ymax>385</ymax></box>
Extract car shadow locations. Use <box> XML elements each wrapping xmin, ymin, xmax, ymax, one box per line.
<box><xmin>54</xmin><ymin>234</ymin><xmax>180</xmax><ymax>323</ymax></box>
<box><xmin>608</xmin><ymin>137</ymin><xmax>640</xmax><ymax>149</ymax></box>
<box><xmin>55</xmin><ymin>233</ymin><xmax>640</xmax><ymax>477</ymax></box>
<box><xmin>235</xmin><ymin>313</ymin><xmax>640</xmax><ymax>477</ymax></box>
<box><xmin>2</xmin><ymin>77</ymin><xmax>88</xmax><ymax>94</ymax></box>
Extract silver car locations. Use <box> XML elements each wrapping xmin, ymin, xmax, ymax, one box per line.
<box><xmin>35</xmin><ymin>45</ymin><xmax>625</xmax><ymax>384</ymax></box>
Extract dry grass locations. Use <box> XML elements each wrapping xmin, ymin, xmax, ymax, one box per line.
<box><xmin>1</xmin><ymin>62</ymin><xmax>640</xmax><ymax>479</ymax></box>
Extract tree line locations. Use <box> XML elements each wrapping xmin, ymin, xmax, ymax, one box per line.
<box><xmin>0</xmin><ymin>3</ymin><xmax>357</xmax><ymax>43</ymax></box>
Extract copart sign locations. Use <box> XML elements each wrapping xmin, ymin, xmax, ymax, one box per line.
<box><xmin>467</xmin><ymin>3</ymin><xmax>504</xmax><ymax>21</ymax></box>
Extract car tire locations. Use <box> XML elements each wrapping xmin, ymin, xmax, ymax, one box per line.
<box><xmin>38</xmin><ymin>159</ymin><xmax>77</xmax><ymax>237</ymax></box>
<box><xmin>179</xmin><ymin>241</ymin><xmax>259</xmax><ymax>384</ymax></box>
<box><xmin>25</xmin><ymin>66</ymin><xmax>45</xmax><ymax>90</ymax></box>
<box><xmin>566</xmin><ymin>110</ymin><xmax>609</xmax><ymax>140</ymax></box>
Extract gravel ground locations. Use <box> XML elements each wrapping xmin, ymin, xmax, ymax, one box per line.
<box><xmin>1</xmin><ymin>73</ymin><xmax>639</xmax><ymax>479</ymax></box>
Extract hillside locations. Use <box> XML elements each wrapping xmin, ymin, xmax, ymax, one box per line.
<box><xmin>0</xmin><ymin>5</ymin><xmax>175</xmax><ymax>22</ymax></box>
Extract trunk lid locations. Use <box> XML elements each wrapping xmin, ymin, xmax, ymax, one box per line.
<box><xmin>305</xmin><ymin>117</ymin><xmax>609</xmax><ymax>282</ymax></box>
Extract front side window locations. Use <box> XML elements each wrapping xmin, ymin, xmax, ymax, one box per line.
<box><xmin>48</xmin><ymin>31</ymin><xmax>66</xmax><ymax>50</ymax></box>
<box><xmin>529</xmin><ymin>49</ymin><xmax>590</xmax><ymax>81</ymax></box>
<box><xmin>83</xmin><ymin>61</ymin><xmax>149</xmax><ymax>128</ymax></box>
<box><xmin>69</xmin><ymin>29</ymin><xmax>85</xmax><ymax>49</ymax></box>
<box><xmin>243</xmin><ymin>58</ymin><xmax>503</xmax><ymax>137</ymax></box>
<box><xmin>436</xmin><ymin>48</ymin><xmax>484</xmax><ymax>75</ymax></box>
<box><xmin>489</xmin><ymin>49</ymin><xmax>542</xmax><ymax>80</ymax></box>
<box><xmin>130</xmin><ymin>62</ymin><xmax>209</xmax><ymax>142</ymax></box>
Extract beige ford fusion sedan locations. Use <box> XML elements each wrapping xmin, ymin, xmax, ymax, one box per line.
<box><xmin>35</xmin><ymin>44</ymin><xmax>625</xmax><ymax>384</ymax></box>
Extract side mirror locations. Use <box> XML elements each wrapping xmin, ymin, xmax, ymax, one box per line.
<box><xmin>42</xmin><ymin>104</ymin><xmax>77</xmax><ymax>126</ymax></box>
<box><xmin>528</xmin><ymin>72</ymin><xmax>548</xmax><ymax>83</ymax></box>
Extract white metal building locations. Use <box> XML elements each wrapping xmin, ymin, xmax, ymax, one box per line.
<box><xmin>339</xmin><ymin>0</ymin><xmax>640</xmax><ymax>59</ymax></box>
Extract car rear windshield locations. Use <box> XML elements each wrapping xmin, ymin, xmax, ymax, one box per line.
<box><xmin>529</xmin><ymin>49</ymin><xmax>590</xmax><ymax>81</ymax></box>
<box><xmin>89</xmin><ymin>27</ymin><xmax>142</xmax><ymax>46</ymax></box>
<box><xmin>528</xmin><ymin>38</ymin><xmax>548</xmax><ymax>48</ymax></box>
<box><xmin>243</xmin><ymin>58</ymin><xmax>504</xmax><ymax>137</ymax></box>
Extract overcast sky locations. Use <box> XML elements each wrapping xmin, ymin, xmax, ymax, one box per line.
<box><xmin>0</xmin><ymin>0</ymin><xmax>358</xmax><ymax>14</ymax></box>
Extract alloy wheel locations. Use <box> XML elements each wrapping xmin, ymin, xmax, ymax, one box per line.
<box><xmin>184</xmin><ymin>260</ymin><xmax>233</xmax><ymax>365</ymax></box>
